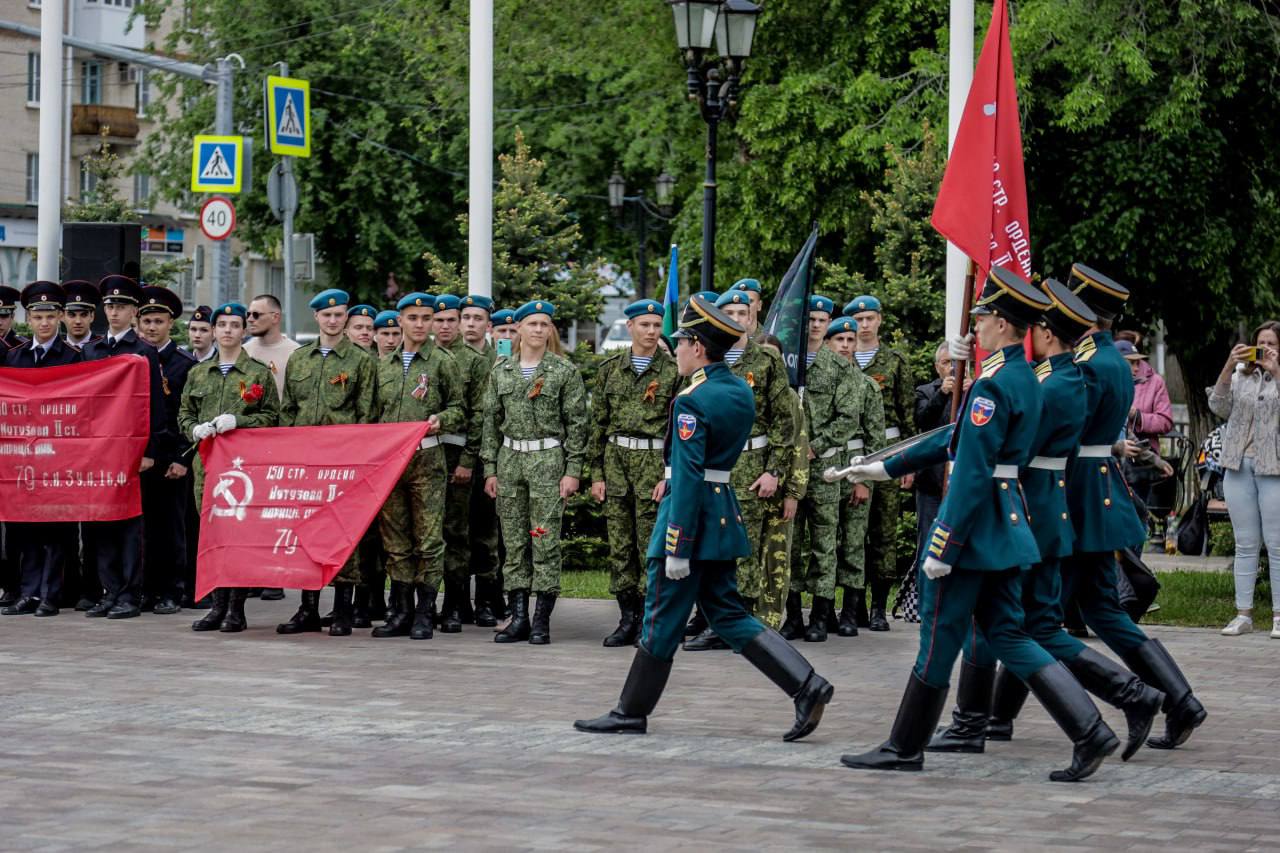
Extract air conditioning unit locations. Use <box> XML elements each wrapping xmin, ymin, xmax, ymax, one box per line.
<box><xmin>118</xmin><ymin>63</ymin><xmax>139</xmax><ymax>84</ymax></box>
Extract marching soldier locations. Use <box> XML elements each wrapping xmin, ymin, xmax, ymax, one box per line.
<box><xmin>136</xmin><ymin>285</ymin><xmax>198</xmax><ymax>615</ymax></box>
<box><xmin>573</xmin><ymin>294</ymin><xmax>833</xmax><ymax>741</ymax></box>
<box><xmin>845</xmin><ymin>294</ymin><xmax>915</xmax><ymax>631</ymax></box>
<box><xmin>0</xmin><ymin>286</ymin><xmax>28</xmax><ymax>351</ymax></box>
<box><xmin>371</xmin><ymin>292</ymin><xmax>464</xmax><ymax>641</ymax></box>
<box><xmin>62</xmin><ymin>280</ymin><xmax>102</xmax><ymax>350</ymax></box>
<box><xmin>178</xmin><ymin>302</ymin><xmax>281</xmax><ymax>633</ymax></box>
<box><xmin>346</xmin><ymin>304</ymin><xmax>377</xmax><ymax>351</ymax></box>
<box><xmin>1</xmin><ymin>282</ymin><xmax>82</xmax><ymax>617</ymax></box>
<box><xmin>275</xmin><ymin>289</ymin><xmax>378</xmax><ymax>637</ymax></box>
<box><xmin>374</xmin><ymin>310</ymin><xmax>402</xmax><ymax>356</ymax></box>
<box><xmin>588</xmin><ymin>299</ymin><xmax>681</xmax><ymax>647</ymax></box>
<box><xmin>460</xmin><ymin>294</ymin><xmax>504</xmax><ymax>623</ymax></box>
<box><xmin>841</xmin><ymin>268</ymin><xmax>1120</xmax><ymax>783</ymax></box>
<box><xmin>481</xmin><ymin>300</ymin><xmax>588</xmax><ymax>645</ymax></box>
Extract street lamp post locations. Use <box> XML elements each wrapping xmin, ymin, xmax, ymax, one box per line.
<box><xmin>667</xmin><ymin>0</ymin><xmax>760</xmax><ymax>293</ymax></box>
<box><xmin>609</xmin><ymin>167</ymin><xmax>676</xmax><ymax>300</ymax></box>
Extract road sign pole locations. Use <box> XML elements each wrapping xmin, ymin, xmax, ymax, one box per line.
<box><xmin>213</xmin><ymin>57</ymin><xmax>234</xmax><ymax>306</ymax></box>
<box><xmin>273</xmin><ymin>62</ymin><xmax>300</xmax><ymax>337</ymax></box>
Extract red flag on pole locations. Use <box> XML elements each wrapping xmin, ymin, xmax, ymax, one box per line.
<box><xmin>931</xmin><ymin>0</ymin><xmax>1031</xmax><ymax>282</ymax></box>
<box><xmin>194</xmin><ymin>422</ymin><xmax>427</xmax><ymax>599</ymax></box>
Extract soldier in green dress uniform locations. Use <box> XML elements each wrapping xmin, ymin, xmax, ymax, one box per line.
<box><xmin>374</xmin><ymin>310</ymin><xmax>402</xmax><ymax>357</ymax></box>
<box><xmin>841</xmin><ymin>268</ymin><xmax>1121</xmax><ymax>783</ymax></box>
<box><xmin>573</xmin><ymin>295</ymin><xmax>833</xmax><ymax>741</ymax></box>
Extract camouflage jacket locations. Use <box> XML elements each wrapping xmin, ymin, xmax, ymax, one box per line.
<box><xmin>803</xmin><ymin>346</ymin><xmax>860</xmax><ymax>465</ymax></box>
<box><xmin>587</xmin><ymin>346</ymin><xmax>681</xmax><ymax>482</ymax></box>
<box><xmin>727</xmin><ymin>339</ymin><xmax>796</xmax><ymax>478</ymax></box>
<box><xmin>481</xmin><ymin>350</ymin><xmax>589</xmax><ymax>480</ymax></box>
<box><xmin>853</xmin><ymin>366</ymin><xmax>886</xmax><ymax>459</ymax></box>
<box><xmin>280</xmin><ymin>337</ymin><xmax>377</xmax><ymax>427</ymax></box>
<box><xmin>442</xmin><ymin>337</ymin><xmax>492</xmax><ymax>469</ymax></box>
<box><xmin>177</xmin><ymin>350</ymin><xmax>281</xmax><ymax>439</ymax></box>
<box><xmin>859</xmin><ymin>344</ymin><xmax>915</xmax><ymax>440</ymax></box>
<box><xmin>783</xmin><ymin>386</ymin><xmax>810</xmax><ymax>501</ymax></box>
<box><xmin>373</xmin><ymin>342</ymin><xmax>465</xmax><ymax>438</ymax></box>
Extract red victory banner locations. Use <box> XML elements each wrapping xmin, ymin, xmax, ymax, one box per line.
<box><xmin>195</xmin><ymin>422</ymin><xmax>427</xmax><ymax>599</ymax></box>
<box><xmin>0</xmin><ymin>357</ymin><xmax>149</xmax><ymax>522</ymax></box>
<box><xmin>932</xmin><ymin>0</ymin><xmax>1031</xmax><ymax>282</ymax></box>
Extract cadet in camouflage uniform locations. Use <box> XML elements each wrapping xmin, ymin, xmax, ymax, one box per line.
<box><xmin>684</xmin><ymin>289</ymin><xmax>796</xmax><ymax>651</ymax></box>
<box><xmin>482</xmin><ymin>300</ymin><xmax>588</xmax><ymax>646</ymax></box>
<box><xmin>178</xmin><ymin>302</ymin><xmax>280</xmax><ymax>634</ymax></box>
<box><xmin>756</xmin><ymin>358</ymin><xmax>809</xmax><ymax>631</ymax></box>
<box><xmin>845</xmin><ymin>294</ymin><xmax>914</xmax><ymax>631</ymax></box>
<box><xmin>782</xmin><ymin>296</ymin><xmax>860</xmax><ymax>642</ymax></box>
<box><xmin>371</xmin><ymin>291</ymin><xmax>465</xmax><ymax>641</ymax></box>
<box><xmin>588</xmin><ymin>299</ymin><xmax>681</xmax><ymax>647</ymax></box>
<box><xmin>275</xmin><ymin>289</ymin><xmax>378</xmax><ymax>637</ymax></box>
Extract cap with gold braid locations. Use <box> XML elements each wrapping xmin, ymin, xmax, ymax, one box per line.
<box><xmin>1038</xmin><ymin>278</ymin><xmax>1096</xmax><ymax>342</ymax></box>
<box><xmin>1069</xmin><ymin>263</ymin><xmax>1129</xmax><ymax>321</ymax></box>
<box><xmin>671</xmin><ymin>294</ymin><xmax>744</xmax><ymax>351</ymax></box>
<box><xmin>970</xmin><ymin>266</ymin><xmax>1051</xmax><ymax>327</ymax></box>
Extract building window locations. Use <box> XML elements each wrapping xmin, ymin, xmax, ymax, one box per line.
<box><xmin>135</xmin><ymin>68</ymin><xmax>150</xmax><ymax>117</ymax></box>
<box><xmin>25</xmin><ymin>153</ymin><xmax>38</xmax><ymax>204</ymax></box>
<box><xmin>133</xmin><ymin>172</ymin><xmax>151</xmax><ymax>209</ymax></box>
<box><xmin>26</xmin><ymin>52</ymin><xmax>39</xmax><ymax>105</ymax></box>
<box><xmin>81</xmin><ymin>61</ymin><xmax>102</xmax><ymax>105</ymax></box>
<box><xmin>79</xmin><ymin>160</ymin><xmax>98</xmax><ymax>200</ymax></box>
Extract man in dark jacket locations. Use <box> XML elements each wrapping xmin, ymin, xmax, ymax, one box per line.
<box><xmin>912</xmin><ymin>343</ymin><xmax>970</xmax><ymax>566</ymax></box>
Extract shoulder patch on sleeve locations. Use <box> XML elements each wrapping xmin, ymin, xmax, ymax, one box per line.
<box><xmin>677</xmin><ymin>412</ymin><xmax>698</xmax><ymax>440</ymax></box>
<box><xmin>969</xmin><ymin>395</ymin><xmax>996</xmax><ymax>427</ymax></box>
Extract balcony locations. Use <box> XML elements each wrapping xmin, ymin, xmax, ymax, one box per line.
<box><xmin>73</xmin><ymin>0</ymin><xmax>146</xmax><ymax>50</ymax></box>
<box><xmin>71</xmin><ymin>104</ymin><xmax>139</xmax><ymax>141</ymax></box>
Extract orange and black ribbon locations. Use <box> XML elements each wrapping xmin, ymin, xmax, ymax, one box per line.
<box><xmin>528</xmin><ymin>377</ymin><xmax>544</xmax><ymax>399</ymax></box>
<box><xmin>643</xmin><ymin>379</ymin><xmax>658</xmax><ymax>403</ymax></box>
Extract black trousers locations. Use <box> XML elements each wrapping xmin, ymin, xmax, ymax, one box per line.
<box><xmin>141</xmin><ymin>468</ymin><xmax>188</xmax><ymax>602</ymax></box>
<box><xmin>14</xmin><ymin>522</ymin><xmax>70</xmax><ymax>603</ymax></box>
<box><xmin>87</xmin><ymin>516</ymin><xmax>144</xmax><ymax>606</ymax></box>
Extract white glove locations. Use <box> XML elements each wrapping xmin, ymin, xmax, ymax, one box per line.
<box><xmin>847</xmin><ymin>459</ymin><xmax>890</xmax><ymax>483</ymax></box>
<box><xmin>947</xmin><ymin>332</ymin><xmax>974</xmax><ymax>361</ymax></box>
<box><xmin>191</xmin><ymin>422</ymin><xmax>216</xmax><ymax>441</ymax></box>
<box><xmin>923</xmin><ymin>556</ymin><xmax>953</xmax><ymax>580</ymax></box>
<box><xmin>213</xmin><ymin>413</ymin><xmax>237</xmax><ymax>434</ymax></box>
<box><xmin>665</xmin><ymin>556</ymin><xmax>691</xmax><ymax>580</ymax></box>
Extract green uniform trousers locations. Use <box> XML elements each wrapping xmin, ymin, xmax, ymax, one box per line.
<box><xmin>442</xmin><ymin>444</ymin><xmax>474</xmax><ymax>585</ymax></box>
<box><xmin>1060</xmin><ymin>552</ymin><xmax>1149</xmax><ymax>655</ymax></box>
<box><xmin>603</xmin><ymin>445</ymin><xmax>664</xmax><ymax>596</ymax></box>
<box><xmin>735</xmin><ymin>494</ymin><xmax>768</xmax><ymax>600</ymax></box>
<box><xmin>378</xmin><ymin>446</ymin><xmax>447</xmax><ymax>587</ymax></box>
<box><xmin>789</xmin><ymin>480</ymin><xmax>841</xmax><ymax>600</ymax></box>
<box><xmin>496</xmin><ymin>445</ymin><xmax>565</xmax><ymax>595</ymax></box>
<box><xmin>865</xmin><ymin>480</ymin><xmax>901</xmax><ymax>592</ymax></box>
<box><xmin>837</xmin><ymin>492</ymin><xmax>871</xmax><ymax>590</ymax></box>
<box><xmin>639</xmin><ymin>557</ymin><xmax>767</xmax><ymax>661</ymax></box>
<box><xmin>756</xmin><ymin>496</ymin><xmax>794</xmax><ymax>629</ymax></box>
<box><xmin>964</xmin><ymin>557</ymin><xmax>1088</xmax><ymax>669</ymax></box>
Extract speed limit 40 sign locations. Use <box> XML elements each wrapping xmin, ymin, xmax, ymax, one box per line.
<box><xmin>200</xmin><ymin>196</ymin><xmax>237</xmax><ymax>241</ymax></box>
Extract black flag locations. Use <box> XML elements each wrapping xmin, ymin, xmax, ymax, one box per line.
<box><xmin>761</xmin><ymin>224</ymin><xmax>819</xmax><ymax>389</ymax></box>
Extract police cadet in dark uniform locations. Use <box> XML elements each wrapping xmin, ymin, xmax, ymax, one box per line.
<box><xmin>60</xmin><ymin>280</ymin><xmax>104</xmax><ymax>609</ymax></box>
<box><xmin>574</xmin><ymin>295</ymin><xmax>833</xmax><ymax>741</ymax></box>
<box><xmin>136</xmin><ymin>285</ymin><xmax>198</xmax><ymax>615</ymax></box>
<box><xmin>0</xmin><ymin>285</ymin><xmax>29</xmax><ymax>351</ymax></box>
<box><xmin>80</xmin><ymin>275</ymin><xmax>169</xmax><ymax>620</ymax></box>
<box><xmin>841</xmin><ymin>268</ymin><xmax>1120</xmax><ymax>783</ymax></box>
<box><xmin>0</xmin><ymin>285</ymin><xmax>26</xmax><ymax>608</ymax></box>
<box><xmin>1</xmin><ymin>282</ymin><xmax>82</xmax><ymax>617</ymax></box>
<box><xmin>61</xmin><ymin>280</ymin><xmax>102</xmax><ymax>351</ymax></box>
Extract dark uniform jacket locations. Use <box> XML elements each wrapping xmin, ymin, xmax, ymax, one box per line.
<box><xmin>4</xmin><ymin>336</ymin><xmax>82</xmax><ymax>368</ymax></box>
<box><xmin>1</xmin><ymin>329</ymin><xmax>29</xmax><ymax>352</ymax></box>
<box><xmin>153</xmin><ymin>341</ymin><xmax>198</xmax><ymax>468</ymax></box>
<box><xmin>81</xmin><ymin>329</ymin><xmax>169</xmax><ymax>460</ymax></box>
<box><xmin>1023</xmin><ymin>352</ymin><xmax>1087</xmax><ymax>560</ymax></box>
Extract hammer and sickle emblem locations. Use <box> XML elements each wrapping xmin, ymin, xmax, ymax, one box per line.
<box><xmin>210</xmin><ymin>469</ymin><xmax>254</xmax><ymax>521</ymax></box>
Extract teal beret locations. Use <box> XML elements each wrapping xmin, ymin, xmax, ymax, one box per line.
<box><xmin>715</xmin><ymin>290</ymin><xmax>751</xmax><ymax>309</ymax></box>
<box><xmin>491</xmin><ymin>309</ymin><xmax>516</xmax><ymax>327</ymax></box>
<box><xmin>809</xmin><ymin>294</ymin><xmax>835</xmax><ymax>315</ymax></box>
<box><xmin>373</xmin><ymin>310</ymin><xmax>399</xmax><ymax>329</ymax></box>
<box><xmin>309</xmin><ymin>288</ymin><xmax>350</xmax><ymax>310</ymax></box>
<box><xmin>733</xmin><ymin>278</ymin><xmax>762</xmax><ymax>294</ymax></box>
<box><xmin>824</xmin><ymin>316</ymin><xmax>856</xmax><ymax>339</ymax></box>
<box><xmin>463</xmin><ymin>294</ymin><xmax>494</xmax><ymax>313</ymax></box>
<box><xmin>214</xmin><ymin>302</ymin><xmax>247</xmax><ymax>320</ymax></box>
<box><xmin>434</xmin><ymin>294</ymin><xmax>462</xmax><ymax>313</ymax></box>
<box><xmin>623</xmin><ymin>299</ymin><xmax>663</xmax><ymax>319</ymax></box>
<box><xmin>347</xmin><ymin>304</ymin><xmax>376</xmax><ymax>318</ymax></box>
<box><xmin>514</xmin><ymin>300</ymin><xmax>555</xmax><ymax>322</ymax></box>
<box><xmin>843</xmin><ymin>294</ymin><xmax>881</xmax><ymax>315</ymax></box>
<box><xmin>396</xmin><ymin>292</ymin><xmax>434</xmax><ymax>311</ymax></box>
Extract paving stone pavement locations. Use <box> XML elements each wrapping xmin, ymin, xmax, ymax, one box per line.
<box><xmin>0</xmin><ymin>595</ymin><xmax>1277</xmax><ymax>851</ymax></box>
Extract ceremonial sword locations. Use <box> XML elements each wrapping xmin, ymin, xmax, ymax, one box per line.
<box><xmin>821</xmin><ymin>423</ymin><xmax>953</xmax><ymax>483</ymax></box>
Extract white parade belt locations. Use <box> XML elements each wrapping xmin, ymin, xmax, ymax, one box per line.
<box><xmin>1028</xmin><ymin>456</ymin><xmax>1068</xmax><ymax>471</ymax></box>
<box><xmin>885</xmin><ymin>427</ymin><xmax>901</xmax><ymax>440</ymax></box>
<box><xmin>992</xmin><ymin>464</ymin><xmax>1019</xmax><ymax>479</ymax></box>
<box><xmin>846</xmin><ymin>439</ymin><xmax>865</xmax><ymax>451</ymax></box>
<box><xmin>664</xmin><ymin>466</ymin><xmax>731</xmax><ymax>483</ymax></box>
<box><xmin>419</xmin><ymin>436</ymin><xmax>441</xmax><ymax>450</ymax></box>
<box><xmin>742</xmin><ymin>435</ymin><xmax>769</xmax><ymax>452</ymax></box>
<box><xmin>503</xmin><ymin>437</ymin><xmax>562</xmax><ymax>452</ymax></box>
<box><xmin>610</xmin><ymin>435</ymin><xmax>663</xmax><ymax>451</ymax></box>
<box><xmin>1077</xmin><ymin>445</ymin><xmax>1112</xmax><ymax>458</ymax></box>
<box><xmin>440</xmin><ymin>434</ymin><xmax>467</xmax><ymax>447</ymax></box>
<box><xmin>819</xmin><ymin>446</ymin><xmax>841</xmax><ymax>459</ymax></box>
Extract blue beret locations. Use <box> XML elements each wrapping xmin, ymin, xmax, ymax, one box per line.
<box><xmin>733</xmin><ymin>278</ymin><xmax>762</xmax><ymax>294</ymax></box>
<box><xmin>844</xmin><ymin>294</ymin><xmax>881</xmax><ymax>315</ymax></box>
<box><xmin>373</xmin><ymin>310</ymin><xmax>399</xmax><ymax>329</ymax></box>
<box><xmin>462</xmin><ymin>294</ymin><xmax>494</xmax><ymax>313</ymax></box>
<box><xmin>309</xmin><ymin>288</ymin><xmax>350</xmax><ymax>310</ymax></box>
<box><xmin>715</xmin><ymin>290</ymin><xmax>751</xmax><ymax>308</ymax></box>
<box><xmin>347</xmin><ymin>304</ymin><xmax>376</xmax><ymax>318</ymax></box>
<box><xmin>623</xmin><ymin>299</ymin><xmax>663</xmax><ymax>319</ymax></box>
<box><xmin>491</xmin><ymin>309</ymin><xmax>516</xmax><ymax>327</ymax></box>
<box><xmin>434</xmin><ymin>294</ymin><xmax>462</xmax><ymax>312</ymax></box>
<box><xmin>824</xmin><ymin>316</ymin><xmax>856</xmax><ymax>339</ymax></box>
<box><xmin>514</xmin><ymin>300</ymin><xmax>555</xmax><ymax>322</ymax></box>
<box><xmin>214</xmin><ymin>302</ymin><xmax>247</xmax><ymax>320</ymax></box>
<box><xmin>809</xmin><ymin>294</ymin><xmax>835</xmax><ymax>315</ymax></box>
<box><xmin>691</xmin><ymin>290</ymin><xmax>720</xmax><ymax>304</ymax></box>
<box><xmin>421</xmin><ymin>293</ymin><xmax>439</xmax><ymax>308</ymax></box>
<box><xmin>396</xmin><ymin>292</ymin><xmax>434</xmax><ymax>311</ymax></box>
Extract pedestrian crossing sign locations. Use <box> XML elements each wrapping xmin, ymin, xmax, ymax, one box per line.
<box><xmin>191</xmin><ymin>135</ymin><xmax>244</xmax><ymax>193</ymax></box>
<box><xmin>265</xmin><ymin>75</ymin><xmax>311</xmax><ymax>157</ymax></box>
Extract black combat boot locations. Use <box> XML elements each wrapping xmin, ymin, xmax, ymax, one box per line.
<box><xmin>352</xmin><ymin>585</ymin><xmax>372</xmax><ymax>629</ymax></box>
<box><xmin>1120</xmin><ymin>638</ymin><xmax>1207</xmax><ymax>750</ymax></box>
<box><xmin>276</xmin><ymin>590</ymin><xmax>322</xmax><ymax>635</ymax></box>
<box><xmin>741</xmin><ymin>629</ymin><xmax>835</xmax><ymax>742</ymax></box>
<box><xmin>573</xmin><ymin>646</ymin><xmax>674</xmax><ymax>734</ymax></box>
<box><xmin>683</xmin><ymin>626</ymin><xmax>729</xmax><ymax>651</ymax></box>
<box><xmin>779</xmin><ymin>592</ymin><xmax>805</xmax><ymax>641</ymax></box>
<box><xmin>191</xmin><ymin>588</ymin><xmax>229</xmax><ymax>632</ymax></box>
<box><xmin>1064</xmin><ymin>647</ymin><xmax>1164</xmax><ymax>761</ymax></box>
<box><xmin>603</xmin><ymin>593</ymin><xmax>640</xmax><ymax>647</ymax></box>
<box><xmin>1025</xmin><ymin>661</ymin><xmax>1120</xmax><ymax>782</ymax></box>
<box><xmin>841</xmin><ymin>673</ymin><xmax>949</xmax><ymax>771</ymax></box>
<box><xmin>868</xmin><ymin>582</ymin><xmax>891</xmax><ymax>631</ymax></box>
<box><xmin>528</xmin><ymin>592</ymin><xmax>557</xmax><ymax>645</ymax></box>
<box><xmin>825</xmin><ymin>599</ymin><xmax>840</xmax><ymax>633</ymax></box>
<box><xmin>986</xmin><ymin>665</ymin><xmax>1030</xmax><ymax>740</ymax></box>
<box><xmin>410</xmin><ymin>584</ymin><xmax>436</xmax><ymax>640</ymax></box>
<box><xmin>473</xmin><ymin>577</ymin><xmax>498</xmax><ymax>628</ymax></box>
<box><xmin>804</xmin><ymin>596</ymin><xmax>831</xmax><ymax>643</ymax></box>
<box><xmin>329</xmin><ymin>585</ymin><xmax>355</xmax><ymax>636</ymax></box>
<box><xmin>494</xmin><ymin>590</ymin><xmax>530</xmax><ymax>643</ymax></box>
<box><xmin>927</xmin><ymin>660</ymin><xmax>995</xmax><ymax>753</ymax></box>
<box><xmin>684</xmin><ymin>606</ymin><xmax>707</xmax><ymax>637</ymax></box>
<box><xmin>372</xmin><ymin>584</ymin><xmax>415</xmax><ymax>637</ymax></box>
<box><xmin>220</xmin><ymin>588</ymin><xmax>249</xmax><ymax>633</ymax></box>
<box><xmin>837</xmin><ymin>587</ymin><xmax>859</xmax><ymax>637</ymax></box>
<box><xmin>852</xmin><ymin>587</ymin><xmax>869</xmax><ymax>628</ymax></box>
<box><xmin>366</xmin><ymin>572</ymin><xmax>387</xmax><ymax>621</ymax></box>
<box><xmin>384</xmin><ymin>580</ymin><xmax>405</xmax><ymax>622</ymax></box>
<box><xmin>440</xmin><ymin>578</ymin><xmax>464</xmax><ymax>633</ymax></box>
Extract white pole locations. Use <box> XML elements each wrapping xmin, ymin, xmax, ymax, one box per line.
<box><xmin>468</xmin><ymin>0</ymin><xmax>494</xmax><ymax>299</ymax></box>
<box><xmin>944</xmin><ymin>0</ymin><xmax>975</xmax><ymax>338</ymax></box>
<box><xmin>36</xmin><ymin>0</ymin><xmax>65</xmax><ymax>282</ymax></box>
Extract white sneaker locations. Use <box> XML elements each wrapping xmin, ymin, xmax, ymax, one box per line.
<box><xmin>1222</xmin><ymin>615</ymin><xmax>1253</xmax><ymax>636</ymax></box>
<box><xmin>1271</xmin><ymin>617</ymin><xmax>1280</xmax><ymax>639</ymax></box>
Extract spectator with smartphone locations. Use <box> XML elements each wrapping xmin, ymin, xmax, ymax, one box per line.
<box><xmin>1210</xmin><ymin>321</ymin><xmax>1280</xmax><ymax>637</ymax></box>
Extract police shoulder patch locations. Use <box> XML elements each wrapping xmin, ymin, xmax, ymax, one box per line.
<box><xmin>677</xmin><ymin>412</ymin><xmax>697</xmax><ymax>440</ymax></box>
<box><xmin>970</xmin><ymin>395</ymin><xmax>996</xmax><ymax>427</ymax></box>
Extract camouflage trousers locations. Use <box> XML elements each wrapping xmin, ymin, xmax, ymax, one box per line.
<box><xmin>467</xmin><ymin>460</ymin><xmax>500</xmax><ymax>580</ymax></box>
<box><xmin>734</xmin><ymin>492</ymin><xmax>769</xmax><ymax>601</ymax></box>
<box><xmin>790</xmin><ymin>478</ymin><xmax>842</xmax><ymax>600</ymax></box>
<box><xmin>755</xmin><ymin>496</ymin><xmax>794</xmax><ymax>630</ymax></box>
<box><xmin>837</xmin><ymin>489</ymin><xmax>873</xmax><ymax>590</ymax></box>
<box><xmin>602</xmin><ymin>444</ymin><xmax>664</xmax><ymax>596</ymax></box>
<box><xmin>865</xmin><ymin>480</ymin><xmax>902</xmax><ymax>598</ymax></box>
<box><xmin>378</xmin><ymin>445</ymin><xmax>448</xmax><ymax>587</ymax></box>
<box><xmin>496</xmin><ymin>444</ymin><xmax>565</xmax><ymax>595</ymax></box>
<box><xmin>442</xmin><ymin>446</ymin><xmax>500</xmax><ymax>585</ymax></box>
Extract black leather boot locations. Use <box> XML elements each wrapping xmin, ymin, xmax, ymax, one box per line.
<box><xmin>573</xmin><ymin>645</ymin><xmax>674</xmax><ymax>734</ymax></box>
<box><xmin>385</xmin><ymin>580</ymin><xmax>405</xmax><ymax>622</ymax></box>
<box><xmin>837</xmin><ymin>588</ymin><xmax>859</xmax><ymax>637</ymax></box>
<box><xmin>842</xmin><ymin>672</ymin><xmax>949</xmax><ymax>771</ymax></box>
<box><xmin>1120</xmin><ymin>638</ymin><xmax>1207</xmax><ymax>750</ymax></box>
<box><xmin>366</xmin><ymin>572</ymin><xmax>387</xmax><ymax>621</ymax></box>
<box><xmin>192</xmin><ymin>588</ymin><xmax>229</xmax><ymax>632</ymax></box>
<box><xmin>276</xmin><ymin>590</ymin><xmax>322</xmax><ymax>635</ymax></box>
<box><xmin>494</xmin><ymin>590</ymin><xmax>530</xmax><ymax>643</ymax></box>
<box><xmin>529</xmin><ymin>592</ymin><xmax>556</xmax><ymax>645</ymax></box>
<box><xmin>329</xmin><ymin>585</ymin><xmax>355</xmax><ymax>636</ymax></box>
<box><xmin>352</xmin><ymin>585</ymin><xmax>372</xmax><ymax>629</ymax></box>
<box><xmin>473</xmin><ymin>577</ymin><xmax>498</xmax><ymax>628</ymax></box>
<box><xmin>491</xmin><ymin>571</ymin><xmax>509</xmax><ymax>621</ymax></box>
<box><xmin>741</xmin><ymin>629</ymin><xmax>835</xmax><ymax>742</ymax></box>
<box><xmin>1064</xmin><ymin>647</ymin><xmax>1164</xmax><ymax>761</ymax></box>
<box><xmin>220</xmin><ymin>588</ymin><xmax>249</xmax><ymax>633</ymax></box>
<box><xmin>927</xmin><ymin>660</ymin><xmax>995</xmax><ymax>753</ymax></box>
<box><xmin>986</xmin><ymin>665</ymin><xmax>1030</xmax><ymax>740</ymax></box>
<box><xmin>804</xmin><ymin>596</ymin><xmax>830</xmax><ymax>643</ymax></box>
<box><xmin>410</xmin><ymin>584</ymin><xmax>435</xmax><ymax>640</ymax></box>
<box><xmin>1026</xmin><ymin>661</ymin><xmax>1120</xmax><ymax>782</ymax></box>
<box><xmin>603</xmin><ymin>593</ymin><xmax>639</xmax><ymax>647</ymax></box>
<box><xmin>683</xmin><ymin>626</ymin><xmax>729</xmax><ymax>651</ymax></box>
<box><xmin>440</xmin><ymin>579</ymin><xmax>463</xmax><ymax>634</ymax></box>
<box><xmin>372</xmin><ymin>584</ymin><xmax>415</xmax><ymax>637</ymax></box>
<box><xmin>825</xmin><ymin>598</ymin><xmax>840</xmax><ymax>633</ymax></box>
<box><xmin>684</xmin><ymin>606</ymin><xmax>707</xmax><ymax>637</ymax></box>
<box><xmin>853</xmin><ymin>588</ymin><xmax>869</xmax><ymax>628</ymax></box>
<box><xmin>779</xmin><ymin>592</ymin><xmax>805</xmax><ymax>641</ymax></box>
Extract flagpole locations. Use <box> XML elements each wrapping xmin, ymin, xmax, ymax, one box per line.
<box><xmin>944</xmin><ymin>0</ymin><xmax>975</xmax><ymax>340</ymax></box>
